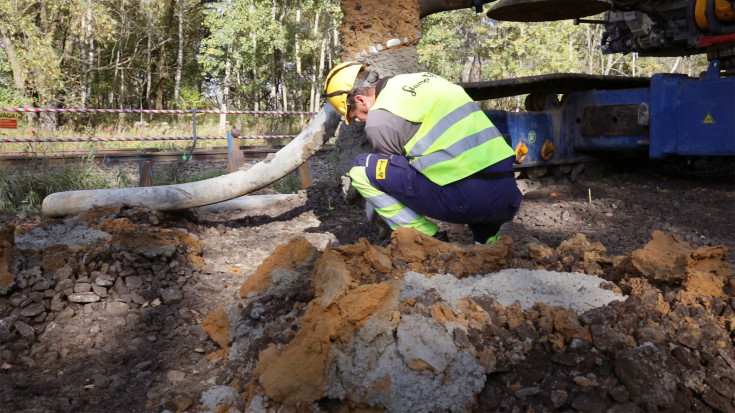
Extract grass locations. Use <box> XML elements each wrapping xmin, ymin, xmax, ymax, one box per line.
<box><xmin>0</xmin><ymin>158</ymin><xmax>119</xmax><ymax>213</ymax></box>
<box><xmin>0</xmin><ymin>116</ymin><xmax>324</xmax><ymax>212</ymax></box>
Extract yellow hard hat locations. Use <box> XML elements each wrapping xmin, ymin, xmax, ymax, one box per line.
<box><xmin>324</xmin><ymin>61</ymin><xmax>364</xmax><ymax>124</ymax></box>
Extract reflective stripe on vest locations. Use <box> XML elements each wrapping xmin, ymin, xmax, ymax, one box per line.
<box><xmin>371</xmin><ymin>73</ymin><xmax>515</xmax><ymax>186</ymax></box>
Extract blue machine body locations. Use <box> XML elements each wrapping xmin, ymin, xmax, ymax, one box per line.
<box><xmin>485</xmin><ymin>61</ymin><xmax>735</xmax><ymax>168</ymax></box>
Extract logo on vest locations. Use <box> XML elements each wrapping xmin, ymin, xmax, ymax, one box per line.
<box><xmin>402</xmin><ymin>73</ymin><xmax>436</xmax><ymax>96</ymax></box>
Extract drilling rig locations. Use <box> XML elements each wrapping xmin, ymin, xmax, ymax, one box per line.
<box><xmin>459</xmin><ymin>0</ymin><xmax>735</xmax><ymax>177</ymax></box>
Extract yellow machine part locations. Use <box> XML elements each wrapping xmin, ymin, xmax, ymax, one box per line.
<box><xmin>716</xmin><ymin>0</ymin><xmax>734</xmax><ymax>21</ymax></box>
<box><xmin>696</xmin><ymin>0</ymin><xmax>735</xmax><ymax>31</ymax></box>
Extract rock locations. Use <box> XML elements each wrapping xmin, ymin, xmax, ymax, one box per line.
<box><xmin>94</xmin><ymin>273</ymin><xmax>115</xmax><ymax>287</ymax></box>
<box><xmin>91</xmin><ymin>284</ymin><xmax>108</xmax><ymax>298</ymax></box>
<box><xmin>159</xmin><ymin>288</ymin><xmax>183</xmax><ymax>304</ymax></box>
<box><xmin>113</xmin><ymin>277</ymin><xmax>128</xmax><ymax>295</ymax></box>
<box><xmin>199</xmin><ymin>385</ymin><xmax>239</xmax><ymax>412</ymax></box>
<box><xmin>166</xmin><ymin>370</ymin><xmax>185</xmax><ymax>382</ymax></box>
<box><xmin>73</xmin><ymin>282</ymin><xmax>92</xmax><ymax>293</ymax></box>
<box><xmin>14</xmin><ymin>320</ymin><xmax>35</xmax><ymax>339</ymax></box>
<box><xmin>106</xmin><ymin>301</ymin><xmax>130</xmax><ymax>316</ymax></box>
<box><xmin>55</xmin><ymin>307</ymin><xmax>75</xmax><ymax>322</ymax></box>
<box><xmin>53</xmin><ymin>265</ymin><xmax>74</xmax><ymax>281</ymax></box>
<box><xmin>125</xmin><ymin>276</ymin><xmax>143</xmax><ymax>291</ymax></box>
<box><xmin>31</xmin><ymin>279</ymin><xmax>53</xmax><ymax>291</ymax></box>
<box><xmin>20</xmin><ymin>303</ymin><xmax>45</xmax><ymax>318</ymax></box>
<box><xmin>397</xmin><ymin>314</ymin><xmax>456</xmax><ymax>373</ymax></box>
<box><xmin>615</xmin><ymin>344</ymin><xmax>679</xmax><ymax>409</ymax></box>
<box><xmin>68</xmin><ymin>292</ymin><xmax>101</xmax><ymax>304</ymax></box>
<box><xmin>8</xmin><ymin>292</ymin><xmax>28</xmax><ymax>307</ymax></box>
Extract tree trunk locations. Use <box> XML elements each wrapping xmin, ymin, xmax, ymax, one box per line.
<box><xmin>0</xmin><ymin>25</ymin><xmax>32</xmax><ymax>125</ymax></box>
<box><xmin>174</xmin><ymin>0</ymin><xmax>184</xmax><ymax>105</ymax></box>
<box><xmin>155</xmin><ymin>0</ymin><xmax>177</xmax><ymax>110</ymax></box>
<box><xmin>146</xmin><ymin>7</ymin><xmax>153</xmax><ymax>110</ymax></box>
<box><xmin>219</xmin><ymin>45</ymin><xmax>232</xmax><ymax>133</ymax></box>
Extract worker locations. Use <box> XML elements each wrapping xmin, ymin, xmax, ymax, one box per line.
<box><xmin>324</xmin><ymin>61</ymin><xmax>522</xmax><ymax>244</ymax></box>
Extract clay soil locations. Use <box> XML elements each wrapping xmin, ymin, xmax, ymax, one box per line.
<box><xmin>0</xmin><ymin>154</ymin><xmax>733</xmax><ymax>412</ymax></box>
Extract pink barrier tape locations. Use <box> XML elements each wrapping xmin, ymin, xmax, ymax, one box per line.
<box><xmin>1</xmin><ymin>135</ymin><xmax>297</xmax><ymax>143</ymax></box>
<box><xmin>0</xmin><ymin>107</ymin><xmax>317</xmax><ymax>116</ymax></box>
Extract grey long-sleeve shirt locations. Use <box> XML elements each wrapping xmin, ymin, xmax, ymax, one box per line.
<box><xmin>364</xmin><ymin>109</ymin><xmax>420</xmax><ymax>156</ymax></box>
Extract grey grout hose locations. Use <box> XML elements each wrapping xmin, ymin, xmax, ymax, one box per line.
<box><xmin>42</xmin><ymin>105</ymin><xmax>342</xmax><ymax>217</ymax></box>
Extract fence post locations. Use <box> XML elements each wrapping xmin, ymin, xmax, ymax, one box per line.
<box><xmin>184</xmin><ymin>109</ymin><xmax>198</xmax><ymax>161</ymax></box>
<box><xmin>227</xmin><ymin>131</ymin><xmax>246</xmax><ymax>172</ymax></box>
<box><xmin>139</xmin><ymin>160</ymin><xmax>154</xmax><ymax>187</ymax></box>
<box><xmin>297</xmin><ymin>161</ymin><xmax>313</xmax><ymax>188</ymax></box>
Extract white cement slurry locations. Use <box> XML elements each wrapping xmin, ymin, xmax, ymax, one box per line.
<box><xmin>400</xmin><ymin>268</ymin><xmax>625</xmax><ymax>314</ymax></box>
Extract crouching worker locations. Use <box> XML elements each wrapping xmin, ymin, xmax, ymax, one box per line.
<box><xmin>324</xmin><ymin>61</ymin><xmax>522</xmax><ymax>244</ymax></box>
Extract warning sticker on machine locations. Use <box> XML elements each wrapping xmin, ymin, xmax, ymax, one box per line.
<box><xmin>702</xmin><ymin>113</ymin><xmax>715</xmax><ymax>124</ymax></box>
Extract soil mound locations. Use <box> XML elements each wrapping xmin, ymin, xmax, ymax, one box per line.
<box><xmin>202</xmin><ymin>227</ymin><xmax>734</xmax><ymax>412</ymax></box>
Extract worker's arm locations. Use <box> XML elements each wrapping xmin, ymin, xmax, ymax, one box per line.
<box><xmin>365</xmin><ymin>109</ymin><xmax>420</xmax><ymax>156</ymax></box>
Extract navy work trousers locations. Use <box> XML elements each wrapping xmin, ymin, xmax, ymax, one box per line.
<box><xmin>353</xmin><ymin>153</ymin><xmax>522</xmax><ymax>243</ymax></box>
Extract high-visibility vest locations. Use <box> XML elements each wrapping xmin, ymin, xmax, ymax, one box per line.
<box><xmin>371</xmin><ymin>72</ymin><xmax>514</xmax><ymax>186</ymax></box>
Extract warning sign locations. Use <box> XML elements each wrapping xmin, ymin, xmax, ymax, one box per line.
<box><xmin>702</xmin><ymin>113</ymin><xmax>715</xmax><ymax>124</ymax></box>
<box><xmin>0</xmin><ymin>112</ymin><xmax>18</xmax><ymax>129</ymax></box>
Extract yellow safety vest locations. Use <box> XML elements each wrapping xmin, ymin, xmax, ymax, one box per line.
<box><xmin>371</xmin><ymin>72</ymin><xmax>514</xmax><ymax>186</ymax></box>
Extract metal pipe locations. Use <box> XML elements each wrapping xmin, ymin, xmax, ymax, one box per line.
<box><xmin>41</xmin><ymin>105</ymin><xmax>341</xmax><ymax>217</ymax></box>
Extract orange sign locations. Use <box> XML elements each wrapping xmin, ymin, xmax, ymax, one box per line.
<box><xmin>0</xmin><ymin>112</ymin><xmax>18</xmax><ymax>129</ymax></box>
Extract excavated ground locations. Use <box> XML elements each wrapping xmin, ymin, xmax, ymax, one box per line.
<box><xmin>0</xmin><ymin>155</ymin><xmax>733</xmax><ymax>412</ymax></box>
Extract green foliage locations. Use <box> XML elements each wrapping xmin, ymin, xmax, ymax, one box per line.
<box><xmin>269</xmin><ymin>172</ymin><xmax>302</xmax><ymax>194</ymax></box>
<box><xmin>418</xmin><ymin>8</ymin><xmax>708</xmax><ymax>82</ymax></box>
<box><xmin>176</xmin><ymin>86</ymin><xmax>208</xmax><ymax>110</ymax></box>
<box><xmin>0</xmin><ymin>160</ymin><xmax>116</xmax><ymax>212</ymax></box>
<box><xmin>153</xmin><ymin>165</ymin><xmax>228</xmax><ymax>186</ymax></box>
<box><xmin>0</xmin><ymin>0</ymin><xmax>712</xmax><ymax>139</ymax></box>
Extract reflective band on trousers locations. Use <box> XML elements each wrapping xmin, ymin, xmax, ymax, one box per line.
<box><xmin>407</xmin><ymin>101</ymin><xmax>480</xmax><ymax>157</ymax></box>
<box><xmin>364</xmin><ymin>193</ymin><xmax>420</xmax><ymax>227</ymax></box>
<box><xmin>410</xmin><ymin>125</ymin><xmax>502</xmax><ymax>172</ymax></box>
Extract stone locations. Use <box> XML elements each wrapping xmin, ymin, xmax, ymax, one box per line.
<box><xmin>166</xmin><ymin>370</ymin><xmax>186</xmax><ymax>382</ymax></box>
<box><xmin>94</xmin><ymin>273</ymin><xmax>115</xmax><ymax>287</ymax></box>
<box><xmin>73</xmin><ymin>282</ymin><xmax>92</xmax><ymax>293</ymax></box>
<box><xmin>615</xmin><ymin>344</ymin><xmax>678</xmax><ymax>409</ymax></box>
<box><xmin>91</xmin><ymin>284</ymin><xmax>108</xmax><ymax>298</ymax></box>
<box><xmin>106</xmin><ymin>301</ymin><xmax>130</xmax><ymax>316</ymax></box>
<box><xmin>68</xmin><ymin>292</ymin><xmax>101</xmax><ymax>304</ymax></box>
<box><xmin>14</xmin><ymin>320</ymin><xmax>35</xmax><ymax>339</ymax></box>
<box><xmin>159</xmin><ymin>288</ymin><xmax>183</xmax><ymax>304</ymax></box>
<box><xmin>113</xmin><ymin>277</ymin><xmax>128</xmax><ymax>295</ymax></box>
<box><xmin>55</xmin><ymin>307</ymin><xmax>75</xmax><ymax>322</ymax></box>
<box><xmin>8</xmin><ymin>292</ymin><xmax>27</xmax><ymax>308</ymax></box>
<box><xmin>53</xmin><ymin>265</ymin><xmax>74</xmax><ymax>281</ymax></box>
<box><xmin>55</xmin><ymin>279</ymin><xmax>74</xmax><ymax>293</ymax></box>
<box><xmin>125</xmin><ymin>275</ymin><xmax>143</xmax><ymax>291</ymax></box>
<box><xmin>20</xmin><ymin>303</ymin><xmax>45</xmax><ymax>318</ymax></box>
<box><xmin>31</xmin><ymin>279</ymin><xmax>53</xmax><ymax>291</ymax></box>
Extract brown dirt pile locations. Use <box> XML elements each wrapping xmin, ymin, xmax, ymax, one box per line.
<box><xmin>203</xmin><ymin>228</ymin><xmax>735</xmax><ymax>412</ymax></box>
<box><xmin>0</xmin><ymin>214</ymin><xmax>15</xmax><ymax>295</ymax></box>
<box><xmin>339</xmin><ymin>0</ymin><xmax>421</xmax><ymax>58</ymax></box>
